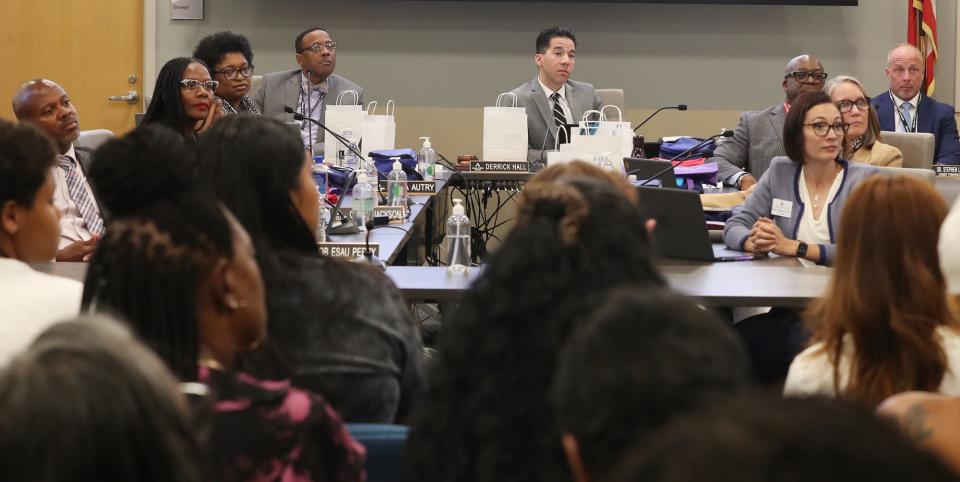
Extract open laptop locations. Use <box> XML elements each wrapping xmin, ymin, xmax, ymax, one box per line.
<box><xmin>623</xmin><ymin>158</ymin><xmax>678</xmax><ymax>189</ymax></box>
<box><xmin>635</xmin><ymin>186</ymin><xmax>762</xmax><ymax>262</ymax></box>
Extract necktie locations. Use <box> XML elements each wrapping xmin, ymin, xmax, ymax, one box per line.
<box><xmin>57</xmin><ymin>155</ymin><xmax>104</xmax><ymax>236</ymax></box>
<box><xmin>900</xmin><ymin>102</ymin><xmax>913</xmax><ymax>132</ymax></box>
<box><xmin>551</xmin><ymin>92</ymin><xmax>567</xmax><ymax>128</ymax></box>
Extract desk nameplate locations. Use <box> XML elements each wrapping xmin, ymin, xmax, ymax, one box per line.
<box><xmin>318</xmin><ymin>242</ymin><xmax>379</xmax><ymax>259</ymax></box>
<box><xmin>377</xmin><ymin>180</ymin><xmax>438</xmax><ymax>195</ymax></box>
<box><xmin>471</xmin><ymin>160</ymin><xmax>529</xmax><ymax>172</ymax></box>
<box><xmin>373</xmin><ymin>206</ymin><xmax>407</xmax><ymax>222</ymax></box>
<box><xmin>935</xmin><ymin>165</ymin><xmax>960</xmax><ymax>176</ymax></box>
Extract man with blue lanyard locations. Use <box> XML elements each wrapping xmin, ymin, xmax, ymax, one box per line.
<box><xmin>872</xmin><ymin>43</ymin><xmax>960</xmax><ymax>165</ymax></box>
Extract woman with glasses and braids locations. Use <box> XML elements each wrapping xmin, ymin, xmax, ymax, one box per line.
<box><xmin>723</xmin><ymin>91</ymin><xmax>880</xmax><ymax>385</ymax></box>
<box><xmin>141</xmin><ymin>57</ymin><xmax>225</xmax><ymax>140</ymax></box>
<box><xmin>826</xmin><ymin>75</ymin><xmax>903</xmax><ymax>167</ymax></box>
<box><xmin>82</xmin><ymin>125</ymin><xmax>364</xmax><ymax>482</ymax></box>
<box><xmin>193</xmin><ymin>31</ymin><xmax>261</xmax><ymax>116</ymax></box>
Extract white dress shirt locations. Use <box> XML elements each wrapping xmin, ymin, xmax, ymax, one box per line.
<box><xmin>796</xmin><ymin>168</ymin><xmax>843</xmax><ymax>246</ymax></box>
<box><xmin>891</xmin><ymin>91</ymin><xmax>921</xmax><ymax>133</ymax></box>
<box><xmin>52</xmin><ymin>145</ymin><xmax>97</xmax><ymax>249</ymax></box>
<box><xmin>0</xmin><ymin>258</ymin><xmax>83</xmax><ymax>365</ymax></box>
<box><xmin>298</xmin><ymin>73</ymin><xmax>329</xmax><ymax>152</ymax></box>
<box><xmin>538</xmin><ymin>77</ymin><xmax>574</xmax><ymax>125</ymax></box>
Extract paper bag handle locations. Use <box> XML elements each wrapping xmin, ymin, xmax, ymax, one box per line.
<box><xmin>496</xmin><ymin>92</ymin><xmax>518</xmax><ymax>108</ymax></box>
<box><xmin>366</xmin><ymin>101</ymin><xmax>378</xmax><ymax>115</ymax></box>
<box><xmin>386</xmin><ymin>100</ymin><xmax>395</xmax><ymax>116</ymax></box>
<box><xmin>336</xmin><ymin>90</ymin><xmax>360</xmax><ymax>105</ymax></box>
<box><xmin>553</xmin><ymin>125</ymin><xmax>571</xmax><ymax>150</ymax></box>
<box><xmin>600</xmin><ymin>105</ymin><xmax>623</xmax><ymax>122</ymax></box>
<box><xmin>582</xmin><ymin>109</ymin><xmax>606</xmax><ymax>122</ymax></box>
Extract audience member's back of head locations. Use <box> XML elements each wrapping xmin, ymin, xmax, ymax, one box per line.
<box><xmin>552</xmin><ymin>288</ymin><xmax>751</xmax><ymax>482</ymax></box>
<box><xmin>83</xmin><ymin>125</ymin><xmax>234</xmax><ymax>380</ymax></box>
<box><xmin>408</xmin><ymin>175</ymin><xmax>664</xmax><ymax>482</ymax></box>
<box><xmin>611</xmin><ymin>394</ymin><xmax>959</xmax><ymax>482</ymax></box>
<box><xmin>0</xmin><ymin>317</ymin><xmax>205</xmax><ymax>482</ymax></box>
<box><xmin>194</xmin><ymin>115</ymin><xmax>317</xmax><ymax>256</ymax></box>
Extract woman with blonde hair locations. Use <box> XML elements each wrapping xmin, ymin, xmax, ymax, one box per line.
<box><xmin>825</xmin><ymin>75</ymin><xmax>903</xmax><ymax>167</ymax></box>
<box><xmin>785</xmin><ymin>175</ymin><xmax>960</xmax><ymax>406</ymax></box>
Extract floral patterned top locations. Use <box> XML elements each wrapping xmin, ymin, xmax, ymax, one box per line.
<box><xmin>197</xmin><ymin>365</ymin><xmax>366</xmax><ymax>482</ymax></box>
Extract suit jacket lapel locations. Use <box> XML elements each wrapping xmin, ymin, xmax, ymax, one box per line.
<box><xmin>918</xmin><ymin>95</ymin><xmax>935</xmax><ymax>134</ymax></box>
<box><xmin>531</xmin><ymin>79</ymin><xmax>555</xmax><ymax>146</ymax></box>
<box><xmin>285</xmin><ymin>71</ymin><xmax>301</xmax><ymax>114</ymax></box>
<box><xmin>872</xmin><ymin>93</ymin><xmax>895</xmax><ymax>131</ymax></box>
<box><xmin>768</xmin><ymin>103</ymin><xmax>785</xmax><ymax>146</ymax></box>
<box><xmin>566</xmin><ymin>81</ymin><xmax>585</xmax><ymax>121</ymax></box>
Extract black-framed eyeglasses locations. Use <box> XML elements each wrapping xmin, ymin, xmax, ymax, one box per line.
<box><xmin>297</xmin><ymin>41</ymin><xmax>337</xmax><ymax>54</ymax></box>
<box><xmin>804</xmin><ymin>121</ymin><xmax>848</xmax><ymax>137</ymax></box>
<box><xmin>785</xmin><ymin>71</ymin><xmax>828</xmax><ymax>82</ymax></box>
<box><xmin>213</xmin><ymin>66</ymin><xmax>254</xmax><ymax>80</ymax></box>
<box><xmin>180</xmin><ymin>79</ymin><xmax>219</xmax><ymax>93</ymax></box>
<box><xmin>835</xmin><ymin>97</ymin><xmax>870</xmax><ymax>113</ymax></box>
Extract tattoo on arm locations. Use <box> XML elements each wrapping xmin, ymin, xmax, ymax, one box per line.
<box><xmin>902</xmin><ymin>403</ymin><xmax>935</xmax><ymax>444</ymax></box>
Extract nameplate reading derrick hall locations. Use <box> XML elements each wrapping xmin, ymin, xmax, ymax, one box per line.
<box><xmin>373</xmin><ymin>206</ymin><xmax>407</xmax><ymax>222</ymax></box>
<box><xmin>377</xmin><ymin>180</ymin><xmax>437</xmax><ymax>195</ymax></box>
<box><xmin>317</xmin><ymin>242</ymin><xmax>379</xmax><ymax>258</ymax></box>
<box><xmin>470</xmin><ymin>160</ymin><xmax>529</xmax><ymax>172</ymax></box>
<box><xmin>935</xmin><ymin>164</ymin><xmax>960</xmax><ymax>176</ymax></box>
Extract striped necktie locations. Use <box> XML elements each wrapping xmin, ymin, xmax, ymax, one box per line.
<box><xmin>57</xmin><ymin>155</ymin><xmax>104</xmax><ymax>236</ymax></box>
<box><xmin>550</xmin><ymin>92</ymin><xmax>567</xmax><ymax>128</ymax></box>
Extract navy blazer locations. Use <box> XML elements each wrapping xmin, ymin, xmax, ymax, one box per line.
<box><xmin>873</xmin><ymin>91</ymin><xmax>960</xmax><ymax>165</ymax></box>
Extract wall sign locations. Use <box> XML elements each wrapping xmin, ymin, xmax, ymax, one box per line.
<box><xmin>171</xmin><ymin>0</ymin><xmax>203</xmax><ymax>20</ymax></box>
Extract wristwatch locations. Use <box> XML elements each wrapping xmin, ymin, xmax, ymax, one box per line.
<box><xmin>796</xmin><ymin>242</ymin><xmax>808</xmax><ymax>258</ymax></box>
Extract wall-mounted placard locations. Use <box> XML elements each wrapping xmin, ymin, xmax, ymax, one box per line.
<box><xmin>171</xmin><ymin>0</ymin><xmax>203</xmax><ymax>20</ymax></box>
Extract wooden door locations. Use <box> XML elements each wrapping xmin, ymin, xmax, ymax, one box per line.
<box><xmin>0</xmin><ymin>0</ymin><xmax>143</xmax><ymax>134</ymax></box>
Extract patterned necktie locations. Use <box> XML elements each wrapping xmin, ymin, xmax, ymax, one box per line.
<box><xmin>550</xmin><ymin>92</ymin><xmax>567</xmax><ymax>128</ymax></box>
<box><xmin>57</xmin><ymin>155</ymin><xmax>104</xmax><ymax>236</ymax></box>
<box><xmin>900</xmin><ymin>102</ymin><xmax>913</xmax><ymax>131</ymax></box>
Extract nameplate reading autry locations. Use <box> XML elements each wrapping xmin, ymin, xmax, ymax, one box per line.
<box><xmin>317</xmin><ymin>242</ymin><xmax>380</xmax><ymax>258</ymax></box>
<box><xmin>377</xmin><ymin>180</ymin><xmax>437</xmax><ymax>195</ymax></box>
<box><xmin>470</xmin><ymin>161</ymin><xmax>529</xmax><ymax>172</ymax></box>
<box><xmin>373</xmin><ymin>206</ymin><xmax>407</xmax><ymax>222</ymax></box>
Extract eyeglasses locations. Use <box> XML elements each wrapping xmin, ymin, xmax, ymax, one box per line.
<box><xmin>835</xmin><ymin>97</ymin><xmax>870</xmax><ymax>113</ymax></box>
<box><xmin>297</xmin><ymin>41</ymin><xmax>337</xmax><ymax>54</ymax></box>
<box><xmin>213</xmin><ymin>66</ymin><xmax>254</xmax><ymax>80</ymax></box>
<box><xmin>180</xmin><ymin>79</ymin><xmax>219</xmax><ymax>93</ymax></box>
<box><xmin>804</xmin><ymin>121</ymin><xmax>849</xmax><ymax>137</ymax></box>
<box><xmin>785</xmin><ymin>71</ymin><xmax>828</xmax><ymax>82</ymax></box>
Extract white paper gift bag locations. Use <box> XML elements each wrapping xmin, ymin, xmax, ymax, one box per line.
<box><xmin>323</xmin><ymin>90</ymin><xmax>365</xmax><ymax>162</ymax></box>
<box><xmin>482</xmin><ymin>92</ymin><xmax>528</xmax><ymax>162</ymax></box>
<box><xmin>362</xmin><ymin>100</ymin><xmax>396</xmax><ymax>155</ymax></box>
<box><xmin>567</xmin><ymin>107</ymin><xmax>632</xmax><ymax>173</ymax></box>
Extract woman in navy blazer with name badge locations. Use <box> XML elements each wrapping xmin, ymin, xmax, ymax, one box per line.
<box><xmin>724</xmin><ymin>91</ymin><xmax>878</xmax><ymax>266</ymax></box>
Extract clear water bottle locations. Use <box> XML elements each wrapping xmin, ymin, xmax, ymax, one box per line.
<box><xmin>352</xmin><ymin>172</ymin><xmax>375</xmax><ymax>232</ymax></box>
<box><xmin>446</xmin><ymin>199</ymin><xmax>471</xmax><ymax>273</ymax></box>
<box><xmin>418</xmin><ymin>136</ymin><xmax>436</xmax><ymax>181</ymax></box>
<box><xmin>386</xmin><ymin>160</ymin><xmax>408</xmax><ymax>207</ymax></box>
<box><xmin>340</xmin><ymin>128</ymin><xmax>360</xmax><ymax>171</ymax></box>
<box><xmin>316</xmin><ymin>188</ymin><xmax>329</xmax><ymax>243</ymax></box>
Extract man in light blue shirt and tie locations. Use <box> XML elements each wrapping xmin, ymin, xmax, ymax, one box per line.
<box><xmin>872</xmin><ymin>43</ymin><xmax>960</xmax><ymax>165</ymax></box>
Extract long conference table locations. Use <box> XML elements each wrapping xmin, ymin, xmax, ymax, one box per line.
<box><xmin>38</xmin><ymin>174</ymin><xmax>960</xmax><ymax>308</ymax></box>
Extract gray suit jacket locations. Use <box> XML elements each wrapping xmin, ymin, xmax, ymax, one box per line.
<box><xmin>709</xmin><ymin>103</ymin><xmax>787</xmax><ymax>185</ymax></box>
<box><xmin>509</xmin><ymin>78</ymin><xmax>603</xmax><ymax>163</ymax></box>
<box><xmin>75</xmin><ymin>146</ymin><xmax>108</xmax><ymax>222</ymax></box>
<box><xmin>252</xmin><ymin>69</ymin><xmax>364</xmax><ymax>145</ymax></box>
<box><xmin>723</xmin><ymin>157</ymin><xmax>879</xmax><ymax>266</ymax></box>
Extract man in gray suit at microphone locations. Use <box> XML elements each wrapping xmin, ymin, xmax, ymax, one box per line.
<box><xmin>708</xmin><ymin>54</ymin><xmax>826</xmax><ymax>189</ymax></box>
<box><xmin>509</xmin><ymin>26</ymin><xmax>603</xmax><ymax>167</ymax></box>
<box><xmin>253</xmin><ymin>27</ymin><xmax>363</xmax><ymax>153</ymax></box>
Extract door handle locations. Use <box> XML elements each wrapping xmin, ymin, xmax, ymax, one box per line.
<box><xmin>108</xmin><ymin>90</ymin><xmax>139</xmax><ymax>104</ymax></box>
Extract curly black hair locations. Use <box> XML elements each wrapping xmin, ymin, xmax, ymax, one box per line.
<box><xmin>552</xmin><ymin>287</ymin><xmax>751</xmax><ymax>481</ymax></box>
<box><xmin>192</xmin><ymin>31</ymin><xmax>254</xmax><ymax>73</ymax></box>
<box><xmin>0</xmin><ymin>118</ymin><xmax>56</xmax><ymax>207</ymax></box>
<box><xmin>406</xmin><ymin>175</ymin><xmax>666</xmax><ymax>482</ymax></box>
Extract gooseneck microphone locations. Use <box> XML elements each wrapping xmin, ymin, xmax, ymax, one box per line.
<box><xmin>637</xmin><ymin>129</ymin><xmax>733</xmax><ymax>187</ymax></box>
<box><xmin>284</xmin><ymin>106</ymin><xmax>366</xmax><ymax>162</ymax></box>
<box><xmin>633</xmin><ymin>104</ymin><xmax>688</xmax><ymax>132</ymax></box>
